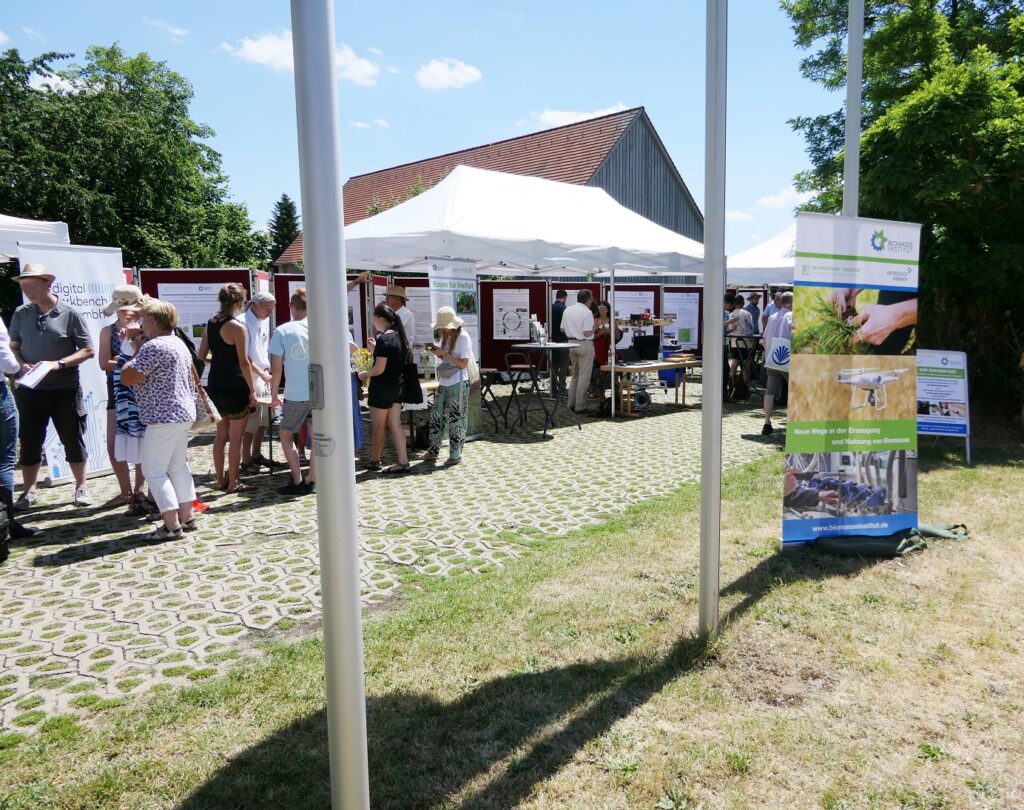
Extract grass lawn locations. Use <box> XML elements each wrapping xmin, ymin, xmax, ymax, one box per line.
<box><xmin>1</xmin><ymin>440</ymin><xmax>1022</xmax><ymax>809</ymax></box>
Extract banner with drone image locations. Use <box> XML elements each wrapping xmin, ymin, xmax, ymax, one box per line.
<box><xmin>783</xmin><ymin>212</ymin><xmax>921</xmax><ymax>545</ymax></box>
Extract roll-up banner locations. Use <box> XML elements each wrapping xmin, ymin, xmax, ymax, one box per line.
<box><xmin>428</xmin><ymin>259</ymin><xmax>482</xmax><ymax>439</ymax></box>
<box><xmin>16</xmin><ymin>242</ymin><xmax>126</xmax><ymax>484</ymax></box>
<box><xmin>782</xmin><ymin>213</ymin><xmax>921</xmax><ymax>546</ymax></box>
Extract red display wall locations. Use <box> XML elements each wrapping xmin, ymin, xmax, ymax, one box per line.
<box><xmin>477</xmin><ymin>279</ymin><xmax>550</xmax><ymax>371</ymax></box>
<box><xmin>139</xmin><ymin>268</ymin><xmax>251</xmax><ymax>301</ymax></box>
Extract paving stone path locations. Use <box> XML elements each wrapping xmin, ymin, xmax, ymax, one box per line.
<box><xmin>0</xmin><ymin>380</ymin><xmax>782</xmax><ymax>729</ymax></box>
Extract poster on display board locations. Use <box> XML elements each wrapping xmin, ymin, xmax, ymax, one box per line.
<box><xmin>611</xmin><ymin>288</ymin><xmax>655</xmax><ymax>348</ymax></box>
<box><xmin>402</xmin><ymin>286</ymin><xmax>435</xmax><ymax>347</ymax></box>
<box><xmin>429</xmin><ymin>259</ymin><xmax>482</xmax><ymax>439</ymax></box>
<box><xmin>662</xmin><ymin>291</ymin><xmax>700</xmax><ymax>350</ymax></box>
<box><xmin>493</xmin><ymin>288</ymin><xmax>531</xmax><ymax>340</ymax></box>
<box><xmin>917</xmin><ymin>350</ymin><xmax>969</xmax><ymax>436</ymax></box>
<box><xmin>16</xmin><ymin>242</ymin><xmax>126</xmax><ymax>484</ymax></box>
<box><xmin>282</xmin><ymin>279</ymin><xmax>363</xmax><ymax>347</ymax></box>
<box><xmin>783</xmin><ymin>212</ymin><xmax>921</xmax><ymax>546</ymax></box>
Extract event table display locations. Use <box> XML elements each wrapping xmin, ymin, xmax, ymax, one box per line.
<box><xmin>511</xmin><ymin>342</ymin><xmax>581</xmax><ymax>435</ymax></box>
<box><xmin>600</xmin><ymin>355</ymin><xmax>703</xmax><ymax>416</ymax></box>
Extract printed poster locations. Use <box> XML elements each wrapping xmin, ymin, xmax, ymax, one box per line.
<box><xmin>493</xmin><ymin>288</ymin><xmax>530</xmax><ymax>341</ymax></box>
<box><xmin>662</xmin><ymin>291</ymin><xmax>700</xmax><ymax>350</ymax></box>
<box><xmin>783</xmin><ymin>212</ymin><xmax>921</xmax><ymax>546</ymax></box>
<box><xmin>611</xmin><ymin>289</ymin><xmax>654</xmax><ymax>348</ymax></box>
<box><xmin>917</xmin><ymin>350</ymin><xmax>969</xmax><ymax>436</ymax></box>
<box><xmin>429</xmin><ymin>260</ymin><xmax>482</xmax><ymax>438</ymax></box>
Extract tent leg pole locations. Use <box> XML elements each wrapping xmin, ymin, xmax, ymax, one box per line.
<box><xmin>290</xmin><ymin>2</ymin><xmax>370</xmax><ymax>808</ymax></box>
<box><xmin>610</xmin><ymin>270</ymin><xmax>616</xmax><ymax>419</ymax></box>
<box><xmin>699</xmin><ymin>0</ymin><xmax>727</xmax><ymax>641</ymax></box>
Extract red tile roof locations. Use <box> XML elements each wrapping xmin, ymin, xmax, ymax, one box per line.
<box><xmin>276</xmin><ymin>106</ymin><xmax>645</xmax><ymax>266</ymax></box>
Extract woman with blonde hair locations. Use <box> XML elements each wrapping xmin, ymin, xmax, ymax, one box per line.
<box><xmin>424</xmin><ymin>306</ymin><xmax>471</xmax><ymax>466</ymax></box>
<box><xmin>121</xmin><ymin>298</ymin><xmax>198</xmax><ymax>540</ymax></box>
<box><xmin>198</xmin><ymin>283</ymin><xmax>256</xmax><ymax>492</ymax></box>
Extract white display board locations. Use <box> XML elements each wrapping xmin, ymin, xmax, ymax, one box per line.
<box><xmin>16</xmin><ymin>242</ymin><xmax>126</xmax><ymax>484</ymax></box>
<box><xmin>662</xmin><ymin>291</ymin><xmax>700</xmax><ymax>350</ymax></box>
<box><xmin>403</xmin><ymin>286</ymin><xmax>434</xmax><ymax>347</ymax></box>
<box><xmin>493</xmin><ymin>288</ymin><xmax>530</xmax><ymax>340</ymax></box>
<box><xmin>285</xmin><ymin>279</ymin><xmax>362</xmax><ymax>346</ymax></box>
<box><xmin>611</xmin><ymin>289</ymin><xmax>654</xmax><ymax>348</ymax></box>
<box><xmin>917</xmin><ymin>350</ymin><xmax>969</xmax><ymax>437</ymax></box>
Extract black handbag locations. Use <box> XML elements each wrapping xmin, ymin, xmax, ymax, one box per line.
<box><xmin>401</xmin><ymin>356</ymin><xmax>423</xmax><ymax>405</ymax></box>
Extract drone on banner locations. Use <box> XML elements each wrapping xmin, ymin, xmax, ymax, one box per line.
<box><xmin>835</xmin><ymin>367</ymin><xmax>911</xmax><ymax>412</ymax></box>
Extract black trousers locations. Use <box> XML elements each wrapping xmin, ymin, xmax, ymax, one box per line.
<box><xmin>14</xmin><ymin>385</ymin><xmax>88</xmax><ymax>466</ymax></box>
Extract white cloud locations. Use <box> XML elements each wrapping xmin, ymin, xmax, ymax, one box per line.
<box><xmin>415</xmin><ymin>57</ymin><xmax>482</xmax><ymax>90</ymax></box>
<box><xmin>22</xmin><ymin>27</ymin><xmax>44</xmax><ymax>41</ymax></box>
<box><xmin>221</xmin><ymin>30</ymin><xmax>294</xmax><ymax>71</ymax></box>
<box><xmin>754</xmin><ymin>185</ymin><xmax>813</xmax><ymax>210</ymax></box>
<box><xmin>29</xmin><ymin>73</ymin><xmax>91</xmax><ymax>94</ymax></box>
<box><xmin>0</xmin><ymin>30</ymin><xmax>8</xmax><ymax>45</ymax></box>
<box><xmin>221</xmin><ymin>31</ymin><xmax>379</xmax><ymax>85</ymax></box>
<box><xmin>726</xmin><ymin>210</ymin><xmax>754</xmax><ymax>222</ymax></box>
<box><xmin>349</xmin><ymin>121</ymin><xmax>371</xmax><ymax>129</ymax></box>
<box><xmin>532</xmin><ymin>102</ymin><xmax>628</xmax><ymax>128</ymax></box>
<box><xmin>336</xmin><ymin>43</ymin><xmax>379</xmax><ymax>86</ymax></box>
<box><xmin>367</xmin><ymin>46</ymin><xmax>382</xmax><ymax>56</ymax></box>
<box><xmin>372</xmin><ymin>118</ymin><xmax>389</xmax><ymax>128</ymax></box>
<box><xmin>144</xmin><ymin>17</ymin><xmax>189</xmax><ymax>43</ymax></box>
<box><xmin>386</xmin><ymin>65</ymin><xmax>400</xmax><ymax>75</ymax></box>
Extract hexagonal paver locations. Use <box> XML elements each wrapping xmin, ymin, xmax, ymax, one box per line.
<box><xmin>0</xmin><ymin>376</ymin><xmax>781</xmax><ymax>728</ymax></box>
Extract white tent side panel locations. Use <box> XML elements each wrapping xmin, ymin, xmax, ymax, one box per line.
<box><xmin>0</xmin><ymin>214</ymin><xmax>71</xmax><ymax>260</ymax></box>
<box><xmin>726</xmin><ymin>222</ymin><xmax>795</xmax><ymax>285</ymax></box>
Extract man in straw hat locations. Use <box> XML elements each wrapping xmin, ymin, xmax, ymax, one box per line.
<box><xmin>8</xmin><ymin>263</ymin><xmax>95</xmax><ymax>508</ymax></box>
<box><xmin>384</xmin><ymin>284</ymin><xmax>416</xmax><ymax>348</ymax></box>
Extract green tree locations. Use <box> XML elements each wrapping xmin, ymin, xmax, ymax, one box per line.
<box><xmin>783</xmin><ymin>1</ymin><xmax>1024</xmax><ymax>409</ymax></box>
<box><xmin>0</xmin><ymin>45</ymin><xmax>266</xmax><ymax>268</ymax></box>
<box><xmin>268</xmin><ymin>193</ymin><xmax>301</xmax><ymax>263</ymax></box>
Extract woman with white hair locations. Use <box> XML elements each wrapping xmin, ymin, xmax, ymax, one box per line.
<box><xmin>121</xmin><ymin>298</ymin><xmax>198</xmax><ymax>541</ymax></box>
<box><xmin>423</xmin><ymin>306</ymin><xmax>472</xmax><ymax>467</ymax></box>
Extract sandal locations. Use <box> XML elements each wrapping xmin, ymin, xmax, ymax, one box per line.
<box><xmin>101</xmin><ymin>494</ymin><xmax>134</xmax><ymax>510</ymax></box>
<box><xmin>226</xmin><ymin>482</ymin><xmax>256</xmax><ymax>493</ymax></box>
<box><xmin>443</xmin><ymin>457</ymin><xmax>462</xmax><ymax>467</ymax></box>
<box><xmin>382</xmin><ymin>463</ymin><xmax>412</xmax><ymax>474</ymax></box>
<box><xmin>147</xmin><ymin>525</ymin><xmax>183</xmax><ymax>541</ymax></box>
<box><xmin>363</xmin><ymin>460</ymin><xmax>382</xmax><ymax>471</ymax></box>
<box><xmin>181</xmin><ymin>517</ymin><xmax>198</xmax><ymax>532</ymax></box>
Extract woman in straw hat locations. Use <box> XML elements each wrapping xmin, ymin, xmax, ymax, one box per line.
<box><xmin>423</xmin><ymin>306</ymin><xmax>472</xmax><ymax>467</ymax></box>
<box><xmin>97</xmin><ymin>285</ymin><xmax>146</xmax><ymax>509</ymax></box>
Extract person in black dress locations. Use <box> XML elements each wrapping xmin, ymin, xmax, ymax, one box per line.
<box><xmin>358</xmin><ymin>304</ymin><xmax>411</xmax><ymax>473</ymax></box>
<box><xmin>198</xmin><ymin>283</ymin><xmax>256</xmax><ymax>492</ymax></box>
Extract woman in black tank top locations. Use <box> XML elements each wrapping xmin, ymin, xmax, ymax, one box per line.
<box><xmin>198</xmin><ymin>283</ymin><xmax>256</xmax><ymax>492</ymax></box>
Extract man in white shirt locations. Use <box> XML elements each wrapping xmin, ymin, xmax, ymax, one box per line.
<box><xmin>242</xmin><ymin>292</ymin><xmax>275</xmax><ymax>471</ymax></box>
<box><xmin>385</xmin><ymin>285</ymin><xmax>416</xmax><ymax>347</ymax></box>
<box><xmin>762</xmin><ymin>290</ymin><xmax>783</xmax><ymax>332</ymax></box>
<box><xmin>724</xmin><ymin>294</ymin><xmax>755</xmax><ymax>395</ymax></box>
<box><xmin>761</xmin><ymin>291</ymin><xmax>793</xmax><ymax>435</ymax></box>
<box><xmin>560</xmin><ymin>290</ymin><xmax>596</xmax><ymax>413</ymax></box>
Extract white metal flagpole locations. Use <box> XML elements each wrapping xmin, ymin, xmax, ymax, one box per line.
<box><xmin>699</xmin><ymin>0</ymin><xmax>728</xmax><ymax>639</ymax></box>
<box><xmin>289</xmin><ymin>2</ymin><xmax>370</xmax><ymax>808</ymax></box>
<box><xmin>843</xmin><ymin>0</ymin><xmax>864</xmax><ymax>217</ymax></box>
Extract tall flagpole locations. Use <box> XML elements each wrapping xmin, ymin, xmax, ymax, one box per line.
<box><xmin>843</xmin><ymin>0</ymin><xmax>864</xmax><ymax>217</ymax></box>
<box><xmin>289</xmin><ymin>2</ymin><xmax>370</xmax><ymax>808</ymax></box>
<box><xmin>699</xmin><ymin>0</ymin><xmax>728</xmax><ymax>639</ymax></box>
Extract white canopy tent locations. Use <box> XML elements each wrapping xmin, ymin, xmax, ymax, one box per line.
<box><xmin>0</xmin><ymin>214</ymin><xmax>71</xmax><ymax>260</ymax></box>
<box><xmin>342</xmin><ymin>163</ymin><xmax>708</xmax><ymax>417</ymax></box>
<box><xmin>726</xmin><ymin>222</ymin><xmax>795</xmax><ymax>285</ymax></box>
<box><xmin>343</xmin><ymin>165</ymin><xmax>705</xmax><ymax>276</ymax></box>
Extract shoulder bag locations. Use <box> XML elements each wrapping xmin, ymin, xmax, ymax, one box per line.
<box><xmin>191</xmin><ymin>365</ymin><xmax>222</xmax><ymax>430</ymax></box>
<box><xmin>401</xmin><ymin>350</ymin><xmax>424</xmax><ymax>405</ymax></box>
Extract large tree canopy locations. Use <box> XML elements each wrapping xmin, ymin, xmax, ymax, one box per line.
<box><xmin>0</xmin><ymin>45</ymin><xmax>268</xmax><ymax>268</ymax></box>
<box><xmin>783</xmin><ymin>0</ymin><xmax>1024</xmax><ymax>407</ymax></box>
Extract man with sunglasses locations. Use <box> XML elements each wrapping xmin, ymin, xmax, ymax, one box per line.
<box><xmin>8</xmin><ymin>264</ymin><xmax>95</xmax><ymax>508</ymax></box>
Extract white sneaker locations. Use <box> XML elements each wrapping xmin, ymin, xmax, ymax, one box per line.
<box><xmin>73</xmin><ymin>488</ymin><xmax>93</xmax><ymax>507</ymax></box>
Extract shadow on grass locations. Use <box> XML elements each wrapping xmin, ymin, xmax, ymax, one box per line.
<box><xmin>179</xmin><ymin>548</ymin><xmax>877</xmax><ymax>809</ymax></box>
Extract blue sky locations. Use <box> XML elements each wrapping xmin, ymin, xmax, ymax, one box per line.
<box><xmin>2</xmin><ymin>1</ymin><xmax>839</xmax><ymax>254</ymax></box>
